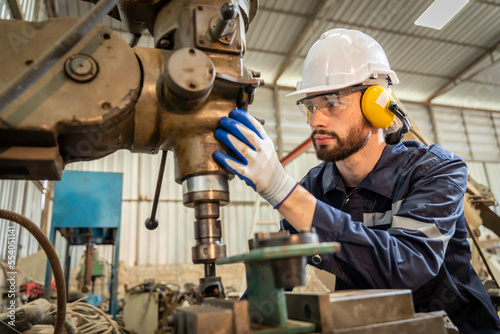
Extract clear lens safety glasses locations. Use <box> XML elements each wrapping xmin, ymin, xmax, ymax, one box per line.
<box><xmin>296</xmin><ymin>86</ymin><xmax>367</xmax><ymax>123</ymax></box>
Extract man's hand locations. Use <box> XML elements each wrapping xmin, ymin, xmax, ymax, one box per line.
<box><xmin>213</xmin><ymin>108</ymin><xmax>298</xmax><ymax>209</ymax></box>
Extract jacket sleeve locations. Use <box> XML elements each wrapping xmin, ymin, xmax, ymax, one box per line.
<box><xmin>281</xmin><ymin>155</ymin><xmax>468</xmax><ymax>291</ymax></box>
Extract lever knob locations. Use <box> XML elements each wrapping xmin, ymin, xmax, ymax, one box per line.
<box><xmin>145</xmin><ymin>217</ymin><xmax>159</xmax><ymax>230</ymax></box>
<box><xmin>210</xmin><ymin>3</ymin><xmax>237</xmax><ymax>40</ymax></box>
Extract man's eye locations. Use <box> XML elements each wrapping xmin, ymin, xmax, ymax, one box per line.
<box><xmin>307</xmin><ymin>105</ymin><xmax>316</xmax><ymax>113</ymax></box>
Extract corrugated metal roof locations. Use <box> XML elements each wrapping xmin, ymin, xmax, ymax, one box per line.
<box><xmin>243</xmin><ymin>52</ymin><xmax>284</xmax><ymax>84</ymax></box>
<box><xmin>395</xmin><ymin>73</ymin><xmax>449</xmax><ymax>102</ymax></box>
<box><xmin>245</xmin><ymin>0</ymin><xmax>500</xmax><ymax>112</ymax></box>
<box><xmin>259</xmin><ymin>0</ymin><xmax>322</xmax><ymax>14</ymax></box>
<box><xmin>247</xmin><ymin>10</ymin><xmax>306</xmax><ymax>53</ymax></box>
<box><xmin>2</xmin><ymin>0</ymin><xmax>499</xmax><ymax>110</ymax></box>
<box><xmin>0</xmin><ymin>1</ymin><xmax>11</xmax><ymax>19</ymax></box>
<box><xmin>275</xmin><ymin>57</ymin><xmax>303</xmax><ymax>88</ymax></box>
<box><xmin>471</xmin><ymin>53</ymin><xmax>500</xmax><ymax>85</ymax></box>
<box><xmin>434</xmin><ymin>81</ymin><xmax>500</xmax><ymax>111</ymax></box>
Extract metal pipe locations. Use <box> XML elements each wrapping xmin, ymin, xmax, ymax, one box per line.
<box><xmin>204</xmin><ymin>263</ymin><xmax>216</xmax><ymax>277</ymax></box>
<box><xmin>129</xmin><ymin>33</ymin><xmax>142</xmax><ymax>47</ymax></box>
<box><xmin>280</xmin><ymin>137</ymin><xmax>312</xmax><ymax>167</ymax></box>
<box><xmin>145</xmin><ymin>150</ymin><xmax>168</xmax><ymax>230</ymax></box>
<box><xmin>82</xmin><ymin>239</ymin><xmax>93</xmax><ymax>293</ymax></box>
<box><xmin>273</xmin><ymin>85</ymin><xmax>283</xmax><ymax>158</ymax></box>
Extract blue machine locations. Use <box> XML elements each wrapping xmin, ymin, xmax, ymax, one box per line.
<box><xmin>44</xmin><ymin>171</ymin><xmax>123</xmax><ymax>319</ymax></box>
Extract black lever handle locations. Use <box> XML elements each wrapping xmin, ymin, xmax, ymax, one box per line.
<box><xmin>210</xmin><ymin>2</ymin><xmax>237</xmax><ymax>40</ymax></box>
<box><xmin>145</xmin><ymin>150</ymin><xmax>168</xmax><ymax>230</ymax></box>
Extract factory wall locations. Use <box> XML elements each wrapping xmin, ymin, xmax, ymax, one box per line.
<box><xmin>0</xmin><ymin>180</ymin><xmax>46</xmax><ymax>263</ymax></box>
<box><xmin>0</xmin><ymin>0</ymin><xmax>48</xmax><ymax>20</ymax></box>
<box><xmin>1</xmin><ymin>0</ymin><xmax>500</xmax><ymax>272</ymax></box>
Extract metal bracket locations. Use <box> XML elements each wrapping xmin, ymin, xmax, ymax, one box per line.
<box><xmin>193</xmin><ymin>4</ymin><xmax>242</xmax><ymax>54</ymax></box>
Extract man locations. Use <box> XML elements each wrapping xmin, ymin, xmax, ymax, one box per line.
<box><xmin>213</xmin><ymin>29</ymin><xmax>500</xmax><ymax>333</ymax></box>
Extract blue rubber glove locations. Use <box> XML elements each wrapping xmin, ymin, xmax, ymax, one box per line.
<box><xmin>213</xmin><ymin>109</ymin><xmax>298</xmax><ymax>209</ymax></box>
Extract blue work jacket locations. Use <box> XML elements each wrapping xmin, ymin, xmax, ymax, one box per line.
<box><xmin>281</xmin><ymin>140</ymin><xmax>500</xmax><ymax>333</ymax></box>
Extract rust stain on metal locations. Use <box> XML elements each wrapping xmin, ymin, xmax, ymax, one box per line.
<box><xmin>103</xmin><ymin>87</ymin><xmax>141</xmax><ymax>122</ymax></box>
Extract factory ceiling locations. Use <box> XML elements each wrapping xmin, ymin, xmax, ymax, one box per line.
<box><xmin>7</xmin><ymin>0</ymin><xmax>500</xmax><ymax>113</ymax></box>
<box><xmin>243</xmin><ymin>0</ymin><xmax>500</xmax><ymax>113</ymax></box>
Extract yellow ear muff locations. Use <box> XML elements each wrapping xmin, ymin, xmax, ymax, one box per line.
<box><xmin>361</xmin><ymin>85</ymin><xmax>396</xmax><ymax>129</ymax></box>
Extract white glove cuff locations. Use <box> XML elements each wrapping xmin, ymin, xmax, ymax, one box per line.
<box><xmin>263</xmin><ymin>174</ymin><xmax>298</xmax><ymax>209</ymax></box>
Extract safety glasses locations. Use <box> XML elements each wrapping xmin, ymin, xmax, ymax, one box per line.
<box><xmin>296</xmin><ymin>86</ymin><xmax>367</xmax><ymax>123</ymax></box>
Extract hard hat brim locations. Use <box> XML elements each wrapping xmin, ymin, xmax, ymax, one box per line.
<box><xmin>286</xmin><ymin>71</ymin><xmax>399</xmax><ymax>99</ymax></box>
<box><xmin>286</xmin><ymin>84</ymin><xmax>351</xmax><ymax>98</ymax></box>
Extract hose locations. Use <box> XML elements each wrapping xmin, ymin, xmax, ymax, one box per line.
<box><xmin>0</xmin><ymin>209</ymin><xmax>66</xmax><ymax>334</ymax></box>
<box><xmin>0</xmin><ymin>0</ymin><xmax>120</xmax><ymax>114</ymax></box>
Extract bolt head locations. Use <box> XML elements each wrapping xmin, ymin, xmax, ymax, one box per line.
<box><xmin>64</xmin><ymin>55</ymin><xmax>98</xmax><ymax>83</ymax></box>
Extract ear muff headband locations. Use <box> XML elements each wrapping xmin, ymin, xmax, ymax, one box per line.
<box><xmin>361</xmin><ymin>85</ymin><xmax>411</xmax><ymax>144</ymax></box>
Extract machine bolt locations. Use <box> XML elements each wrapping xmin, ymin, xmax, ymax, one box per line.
<box><xmin>312</xmin><ymin>254</ymin><xmax>322</xmax><ymax>264</ymax></box>
<box><xmin>159</xmin><ymin>38</ymin><xmax>171</xmax><ymax>49</ymax></box>
<box><xmin>64</xmin><ymin>54</ymin><xmax>98</xmax><ymax>83</ymax></box>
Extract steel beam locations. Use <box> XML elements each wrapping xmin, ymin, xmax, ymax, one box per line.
<box><xmin>401</xmin><ymin>100</ymin><xmax>500</xmax><ymax>115</ymax></box>
<box><xmin>273</xmin><ymin>85</ymin><xmax>283</xmax><ymax>158</ymax></box>
<box><xmin>7</xmin><ymin>0</ymin><xmax>24</xmax><ymax>20</ymax></box>
<box><xmin>257</xmin><ymin>7</ymin><xmax>486</xmax><ymax>51</ymax></box>
<box><xmin>428</xmin><ymin>104</ymin><xmax>441</xmax><ymax>145</ymax></box>
<box><xmin>246</xmin><ymin>47</ymin><xmax>479</xmax><ymax>83</ymax></box>
<box><xmin>460</xmin><ymin>109</ymin><xmax>475</xmax><ymax>160</ymax></box>
<box><xmin>474</xmin><ymin>0</ymin><xmax>500</xmax><ymax>8</ymax></box>
<box><xmin>426</xmin><ymin>38</ymin><xmax>500</xmax><ymax>102</ymax></box>
<box><xmin>490</xmin><ymin>113</ymin><xmax>500</xmax><ymax>157</ymax></box>
<box><xmin>280</xmin><ymin>137</ymin><xmax>313</xmax><ymax>167</ymax></box>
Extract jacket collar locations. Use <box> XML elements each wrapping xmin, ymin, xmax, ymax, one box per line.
<box><xmin>321</xmin><ymin>142</ymin><xmax>408</xmax><ymax>199</ymax></box>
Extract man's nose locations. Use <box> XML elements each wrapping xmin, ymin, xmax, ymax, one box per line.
<box><xmin>309</xmin><ymin>108</ymin><xmax>328</xmax><ymax>128</ymax></box>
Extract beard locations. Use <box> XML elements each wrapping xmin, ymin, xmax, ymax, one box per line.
<box><xmin>311</xmin><ymin>120</ymin><xmax>371</xmax><ymax>162</ymax></box>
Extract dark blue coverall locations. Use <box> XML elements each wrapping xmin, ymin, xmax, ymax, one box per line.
<box><xmin>281</xmin><ymin>141</ymin><xmax>500</xmax><ymax>333</ymax></box>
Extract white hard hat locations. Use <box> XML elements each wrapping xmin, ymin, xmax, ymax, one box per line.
<box><xmin>287</xmin><ymin>28</ymin><xmax>399</xmax><ymax>97</ymax></box>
